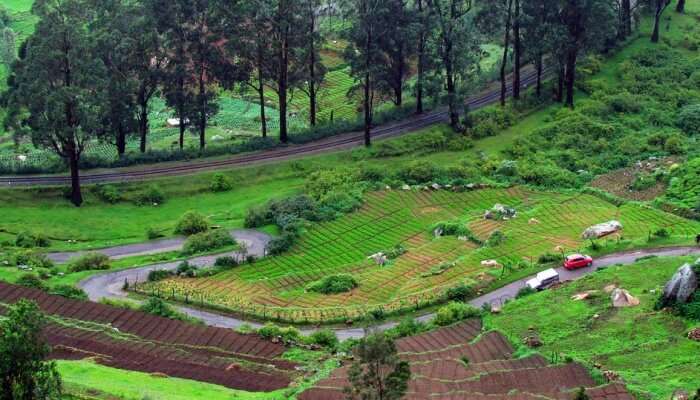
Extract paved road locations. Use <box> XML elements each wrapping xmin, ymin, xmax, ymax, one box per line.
<box><xmin>2</xmin><ymin>67</ymin><xmax>547</xmax><ymax>187</ymax></box>
<box><xmin>77</xmin><ymin>243</ymin><xmax>700</xmax><ymax>341</ymax></box>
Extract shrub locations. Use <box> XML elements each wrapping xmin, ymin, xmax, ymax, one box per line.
<box><xmin>91</xmin><ymin>184</ymin><xmax>122</xmax><ymax>204</ymax></box>
<box><xmin>146</xmin><ymin>227</ymin><xmax>165</xmax><ymax>240</ymax></box>
<box><xmin>68</xmin><ymin>253</ymin><xmax>111</xmax><ymax>272</ymax></box>
<box><xmin>135</xmin><ymin>185</ymin><xmax>165</xmax><ymax>206</ymax></box>
<box><xmin>306</xmin><ymin>274</ymin><xmax>358</xmax><ymax>294</ymax></box>
<box><xmin>651</xmin><ymin>228</ymin><xmax>670</xmax><ymax>238</ymax></box>
<box><xmin>176</xmin><ymin>261</ymin><xmax>197</xmax><ymax>277</ymax></box>
<box><xmin>664</xmin><ymin>133</ymin><xmax>686</xmax><ymax>155</ymax></box>
<box><xmin>258</xmin><ymin>323</ymin><xmax>301</xmax><ymax>345</ymax></box>
<box><xmin>50</xmin><ymin>285</ymin><xmax>88</xmax><ymax>300</ymax></box>
<box><xmin>16</xmin><ymin>273</ymin><xmax>46</xmax><ymax>290</ymax></box>
<box><xmin>15</xmin><ymin>231</ymin><xmax>50</xmax><ymax>248</ymax></box>
<box><xmin>181</xmin><ymin>229</ymin><xmax>235</xmax><ymax>255</ymax></box>
<box><xmin>210</xmin><ymin>173</ymin><xmax>232</xmax><ymax>192</ymax></box>
<box><xmin>433</xmin><ymin>302</ymin><xmax>481</xmax><ymax>326</ymax></box>
<box><xmin>266</xmin><ymin>233</ymin><xmax>296</xmax><ymax>256</ymax></box>
<box><xmin>174</xmin><ymin>211</ymin><xmax>209</xmax><ymax>236</ymax></box>
<box><xmin>387</xmin><ymin>318</ymin><xmax>426</xmax><ymax>339</ymax></box>
<box><xmin>307</xmin><ymin>329</ymin><xmax>339</xmax><ymax>350</ymax></box>
<box><xmin>396</xmin><ymin>160</ymin><xmax>441</xmax><ymax>184</ymax></box>
<box><xmin>139</xmin><ymin>297</ymin><xmax>187</xmax><ymax>321</ymax></box>
<box><xmin>538</xmin><ymin>253</ymin><xmax>562</xmax><ymax>264</ymax></box>
<box><xmin>148</xmin><ymin>269</ymin><xmax>173</xmax><ymax>282</ymax></box>
<box><xmin>13</xmin><ymin>252</ymin><xmax>54</xmax><ymax>269</ymax></box>
<box><xmin>214</xmin><ymin>256</ymin><xmax>239</xmax><ymax>269</ymax></box>
<box><xmin>486</xmin><ymin>230</ymin><xmax>506</xmax><ymax>247</ymax></box>
<box><xmin>678</xmin><ymin>104</ymin><xmax>700</xmax><ymax>135</ymax></box>
<box><xmin>516</xmin><ymin>286</ymin><xmax>537</xmax><ymax>299</ymax></box>
<box><xmin>445</xmin><ymin>284</ymin><xmax>476</xmax><ymax>302</ymax></box>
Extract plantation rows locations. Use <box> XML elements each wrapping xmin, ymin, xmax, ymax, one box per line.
<box><xmin>0</xmin><ymin>282</ymin><xmax>296</xmax><ymax>392</ymax></box>
<box><xmin>299</xmin><ymin>320</ymin><xmax>634</xmax><ymax>400</ymax></box>
<box><xmin>143</xmin><ymin>187</ymin><xmax>700</xmax><ymax>324</ymax></box>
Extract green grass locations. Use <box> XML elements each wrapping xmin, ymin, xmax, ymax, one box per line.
<box><xmin>141</xmin><ymin>186</ymin><xmax>700</xmax><ymax>324</ymax></box>
<box><xmin>57</xmin><ymin>360</ymin><xmax>288</xmax><ymax>400</ymax></box>
<box><xmin>485</xmin><ymin>256</ymin><xmax>700</xmax><ymax>398</ymax></box>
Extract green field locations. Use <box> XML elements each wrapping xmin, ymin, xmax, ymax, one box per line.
<box><xmin>485</xmin><ymin>256</ymin><xmax>700</xmax><ymax>398</ymax></box>
<box><xmin>139</xmin><ymin>186</ymin><xmax>700</xmax><ymax>323</ymax></box>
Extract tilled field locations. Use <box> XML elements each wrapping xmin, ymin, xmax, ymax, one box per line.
<box><xmin>0</xmin><ymin>282</ymin><xmax>296</xmax><ymax>392</ymax></box>
<box><xmin>298</xmin><ymin>320</ymin><xmax>634</xmax><ymax>400</ymax></box>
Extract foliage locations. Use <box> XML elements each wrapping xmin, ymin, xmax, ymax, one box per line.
<box><xmin>445</xmin><ymin>284</ymin><xmax>476</xmax><ymax>302</ymax></box>
<box><xmin>49</xmin><ymin>285</ymin><xmax>88</xmax><ymax>301</ymax></box>
<box><xmin>307</xmin><ymin>329</ymin><xmax>339</xmax><ymax>350</ymax></box>
<box><xmin>13</xmin><ymin>251</ymin><xmax>54</xmax><ymax>270</ymax></box>
<box><xmin>345</xmin><ymin>333</ymin><xmax>411</xmax><ymax>400</ymax></box>
<box><xmin>134</xmin><ymin>186</ymin><xmax>165</xmax><ymax>206</ymax></box>
<box><xmin>174</xmin><ymin>211</ymin><xmax>209</xmax><ymax>236</ymax></box>
<box><xmin>16</xmin><ymin>273</ymin><xmax>47</xmax><ymax>290</ymax></box>
<box><xmin>180</xmin><ymin>229</ymin><xmax>235</xmax><ymax>255</ymax></box>
<box><xmin>214</xmin><ymin>256</ymin><xmax>239</xmax><ymax>269</ymax></box>
<box><xmin>257</xmin><ymin>323</ymin><xmax>301</xmax><ymax>346</ymax></box>
<box><xmin>678</xmin><ymin>104</ymin><xmax>700</xmax><ymax>135</ymax></box>
<box><xmin>68</xmin><ymin>253</ymin><xmax>111</xmax><ymax>273</ymax></box>
<box><xmin>15</xmin><ymin>231</ymin><xmax>50</xmax><ymax>248</ymax></box>
<box><xmin>306</xmin><ymin>274</ymin><xmax>358</xmax><ymax>294</ymax></box>
<box><xmin>516</xmin><ymin>286</ymin><xmax>536</xmax><ymax>299</ymax></box>
<box><xmin>486</xmin><ymin>230</ymin><xmax>506</xmax><ymax>247</ymax></box>
<box><xmin>91</xmin><ymin>184</ymin><xmax>122</xmax><ymax>204</ymax></box>
<box><xmin>139</xmin><ymin>297</ymin><xmax>186</xmax><ymax>321</ymax></box>
<box><xmin>665</xmin><ymin>157</ymin><xmax>700</xmax><ymax>209</ymax></box>
<box><xmin>147</xmin><ymin>269</ymin><xmax>172</xmax><ymax>282</ymax></box>
<box><xmin>0</xmin><ymin>300</ymin><xmax>63</xmax><ymax>400</ymax></box>
<box><xmin>433</xmin><ymin>301</ymin><xmax>480</xmax><ymax>326</ymax></box>
<box><xmin>209</xmin><ymin>173</ymin><xmax>232</xmax><ymax>193</ymax></box>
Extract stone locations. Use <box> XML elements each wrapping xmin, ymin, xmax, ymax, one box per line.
<box><xmin>672</xmin><ymin>390</ymin><xmax>689</xmax><ymax>400</ymax></box>
<box><xmin>368</xmin><ymin>253</ymin><xmax>388</xmax><ymax>267</ymax></box>
<box><xmin>523</xmin><ymin>334</ymin><xmax>542</xmax><ymax>348</ymax></box>
<box><xmin>528</xmin><ymin>218</ymin><xmax>540</xmax><ymax>225</ymax></box>
<box><xmin>603</xmin><ymin>370</ymin><xmax>622</xmax><ymax>383</ymax></box>
<box><xmin>402</xmin><ymin>184</ymin><xmax>411</xmax><ymax>191</ymax></box>
<box><xmin>481</xmin><ymin>260</ymin><xmax>501</xmax><ymax>268</ymax></box>
<box><xmin>571</xmin><ymin>292</ymin><xmax>592</xmax><ymax>301</ymax></box>
<box><xmin>431</xmin><ymin>183</ymin><xmax>441</xmax><ymax>190</ymax></box>
<box><xmin>582</xmin><ymin>220</ymin><xmax>623</xmax><ymax>240</ymax></box>
<box><xmin>662</xmin><ymin>262</ymin><xmax>699</xmax><ymax>305</ymax></box>
<box><xmin>688</xmin><ymin>327</ymin><xmax>700</xmax><ymax>342</ymax></box>
<box><xmin>611</xmin><ymin>288</ymin><xmax>640</xmax><ymax>308</ymax></box>
<box><xmin>433</xmin><ymin>228</ymin><xmax>444</xmax><ymax>238</ymax></box>
<box><xmin>604</xmin><ymin>284</ymin><xmax>618</xmax><ymax>293</ymax></box>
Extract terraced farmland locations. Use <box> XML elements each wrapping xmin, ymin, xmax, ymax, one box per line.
<box><xmin>139</xmin><ymin>186</ymin><xmax>700</xmax><ymax>323</ymax></box>
<box><xmin>0</xmin><ymin>282</ymin><xmax>297</xmax><ymax>392</ymax></box>
<box><xmin>298</xmin><ymin>320</ymin><xmax>634</xmax><ymax>400</ymax></box>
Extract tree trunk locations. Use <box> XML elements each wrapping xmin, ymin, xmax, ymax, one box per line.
<box><xmin>68</xmin><ymin>144</ymin><xmax>83</xmax><ymax>207</ymax></box>
<box><xmin>556</xmin><ymin>62</ymin><xmax>564</xmax><ymax>103</ymax></box>
<box><xmin>309</xmin><ymin>16</ymin><xmax>317</xmax><ymax>126</ymax></box>
<box><xmin>416</xmin><ymin>0</ymin><xmax>425</xmax><ymax>114</ymax></box>
<box><xmin>564</xmin><ymin>49</ymin><xmax>577</xmax><ymax>108</ymax></box>
<box><xmin>278</xmin><ymin>7</ymin><xmax>289</xmax><ymax>144</ymax></box>
<box><xmin>512</xmin><ymin>0</ymin><xmax>521</xmax><ymax>100</ymax></box>
<box><xmin>500</xmin><ymin>0</ymin><xmax>513</xmax><ymax>107</ymax></box>
<box><xmin>256</xmin><ymin>48</ymin><xmax>267</xmax><ymax>138</ymax></box>
<box><xmin>363</xmin><ymin>19</ymin><xmax>372</xmax><ymax>147</ymax></box>
<box><xmin>199</xmin><ymin>69</ymin><xmax>206</xmax><ymax>150</ymax></box>
<box><xmin>677</xmin><ymin>0</ymin><xmax>685</xmax><ymax>13</ymax></box>
<box><xmin>116</xmin><ymin>123</ymin><xmax>126</xmax><ymax>156</ymax></box>
<box><xmin>651</xmin><ymin>1</ymin><xmax>664</xmax><ymax>43</ymax></box>
<box><xmin>138</xmin><ymin>96</ymin><xmax>149</xmax><ymax>153</ymax></box>
<box><xmin>535</xmin><ymin>53</ymin><xmax>543</xmax><ymax>97</ymax></box>
<box><xmin>621</xmin><ymin>0</ymin><xmax>631</xmax><ymax>38</ymax></box>
<box><xmin>445</xmin><ymin>39</ymin><xmax>459</xmax><ymax>129</ymax></box>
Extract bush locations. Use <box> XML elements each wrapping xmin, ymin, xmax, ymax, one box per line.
<box><xmin>13</xmin><ymin>252</ymin><xmax>54</xmax><ymax>269</ymax></box>
<box><xmin>214</xmin><ymin>256</ymin><xmax>239</xmax><ymax>269</ymax></box>
<box><xmin>91</xmin><ymin>184</ymin><xmax>122</xmax><ymax>204</ymax></box>
<box><xmin>139</xmin><ymin>297</ymin><xmax>187</xmax><ymax>321</ymax></box>
<box><xmin>68</xmin><ymin>253</ymin><xmax>111</xmax><ymax>272</ymax></box>
<box><xmin>135</xmin><ymin>185</ymin><xmax>165</xmax><ymax>206</ymax></box>
<box><xmin>15</xmin><ymin>231</ymin><xmax>50</xmax><ymax>248</ymax></box>
<box><xmin>210</xmin><ymin>173</ymin><xmax>232</xmax><ymax>192</ymax></box>
<box><xmin>445</xmin><ymin>284</ymin><xmax>476</xmax><ymax>302</ymax></box>
<box><xmin>678</xmin><ymin>104</ymin><xmax>700</xmax><ymax>135</ymax></box>
<box><xmin>50</xmin><ymin>285</ymin><xmax>88</xmax><ymax>300</ymax></box>
<box><xmin>181</xmin><ymin>229</ymin><xmax>235</xmax><ymax>255</ymax></box>
<box><xmin>146</xmin><ymin>227</ymin><xmax>165</xmax><ymax>240</ymax></box>
<box><xmin>16</xmin><ymin>273</ymin><xmax>47</xmax><ymax>290</ymax></box>
<box><xmin>486</xmin><ymin>230</ymin><xmax>506</xmax><ymax>247</ymax></box>
<box><xmin>307</xmin><ymin>329</ymin><xmax>339</xmax><ymax>350</ymax></box>
<box><xmin>258</xmin><ymin>323</ymin><xmax>301</xmax><ymax>345</ymax></box>
<box><xmin>266</xmin><ymin>233</ymin><xmax>297</xmax><ymax>256</ymax></box>
<box><xmin>176</xmin><ymin>261</ymin><xmax>197</xmax><ymax>277</ymax></box>
<box><xmin>538</xmin><ymin>252</ymin><xmax>562</xmax><ymax>264</ymax></box>
<box><xmin>174</xmin><ymin>211</ymin><xmax>209</xmax><ymax>236</ymax></box>
<box><xmin>396</xmin><ymin>160</ymin><xmax>441</xmax><ymax>184</ymax></box>
<box><xmin>516</xmin><ymin>286</ymin><xmax>537</xmax><ymax>299</ymax></box>
<box><xmin>148</xmin><ymin>269</ymin><xmax>173</xmax><ymax>282</ymax></box>
<box><xmin>306</xmin><ymin>274</ymin><xmax>358</xmax><ymax>294</ymax></box>
<box><xmin>433</xmin><ymin>302</ymin><xmax>481</xmax><ymax>326</ymax></box>
<box><xmin>651</xmin><ymin>228</ymin><xmax>670</xmax><ymax>238</ymax></box>
<box><xmin>387</xmin><ymin>318</ymin><xmax>426</xmax><ymax>339</ymax></box>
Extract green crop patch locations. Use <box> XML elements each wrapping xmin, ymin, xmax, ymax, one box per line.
<box><xmin>138</xmin><ymin>186</ymin><xmax>700</xmax><ymax>324</ymax></box>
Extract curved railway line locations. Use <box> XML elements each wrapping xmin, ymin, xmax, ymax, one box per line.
<box><xmin>1</xmin><ymin>68</ymin><xmax>548</xmax><ymax>186</ymax></box>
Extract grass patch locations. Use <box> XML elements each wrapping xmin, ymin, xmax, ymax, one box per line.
<box><xmin>484</xmin><ymin>256</ymin><xmax>700</xmax><ymax>398</ymax></box>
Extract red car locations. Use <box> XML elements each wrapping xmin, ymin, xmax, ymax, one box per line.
<box><xmin>564</xmin><ymin>254</ymin><xmax>593</xmax><ymax>270</ymax></box>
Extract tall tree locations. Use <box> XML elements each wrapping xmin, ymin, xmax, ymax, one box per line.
<box><xmin>344</xmin><ymin>333</ymin><xmax>411</xmax><ymax>400</ymax></box>
<box><xmin>299</xmin><ymin>0</ymin><xmax>327</xmax><ymax>126</ymax></box>
<box><xmin>522</xmin><ymin>0</ymin><xmax>557</xmax><ymax>97</ymax></box>
<box><xmin>414</xmin><ymin>0</ymin><xmax>433</xmax><ymax>114</ymax></box>
<box><xmin>0</xmin><ymin>300</ymin><xmax>62</xmax><ymax>400</ymax></box>
<box><xmin>512</xmin><ymin>0</ymin><xmax>522</xmax><ymax>100</ymax></box>
<box><xmin>651</xmin><ymin>0</ymin><xmax>671</xmax><ymax>43</ymax></box>
<box><xmin>375</xmin><ymin>0</ymin><xmax>417</xmax><ymax>107</ymax></box>
<box><xmin>6</xmin><ymin>0</ymin><xmax>107</xmax><ymax>206</ymax></box>
<box><xmin>676</xmin><ymin>0</ymin><xmax>685</xmax><ymax>13</ymax></box>
<box><xmin>426</xmin><ymin>0</ymin><xmax>476</xmax><ymax>131</ymax></box>
<box><xmin>558</xmin><ymin>0</ymin><xmax>617</xmax><ymax>108</ymax></box>
<box><xmin>344</xmin><ymin>0</ymin><xmax>388</xmax><ymax>147</ymax></box>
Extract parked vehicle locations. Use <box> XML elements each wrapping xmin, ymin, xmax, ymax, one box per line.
<box><xmin>564</xmin><ymin>254</ymin><xmax>593</xmax><ymax>270</ymax></box>
<box><xmin>526</xmin><ymin>268</ymin><xmax>560</xmax><ymax>291</ymax></box>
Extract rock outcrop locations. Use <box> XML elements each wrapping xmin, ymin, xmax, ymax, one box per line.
<box><xmin>662</xmin><ymin>261</ymin><xmax>699</xmax><ymax>305</ymax></box>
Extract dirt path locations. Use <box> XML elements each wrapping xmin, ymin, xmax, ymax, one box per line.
<box><xmin>77</xmin><ymin>244</ymin><xmax>700</xmax><ymax>341</ymax></box>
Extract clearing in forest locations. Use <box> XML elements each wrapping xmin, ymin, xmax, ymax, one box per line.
<box><xmin>139</xmin><ymin>186</ymin><xmax>700</xmax><ymax>323</ymax></box>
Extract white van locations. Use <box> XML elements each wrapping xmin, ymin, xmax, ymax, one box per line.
<box><xmin>526</xmin><ymin>268</ymin><xmax>560</xmax><ymax>291</ymax></box>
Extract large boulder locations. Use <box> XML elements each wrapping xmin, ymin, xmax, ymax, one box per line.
<box><xmin>662</xmin><ymin>261</ymin><xmax>699</xmax><ymax>305</ymax></box>
<box><xmin>611</xmin><ymin>288</ymin><xmax>640</xmax><ymax>308</ymax></box>
<box><xmin>582</xmin><ymin>220</ymin><xmax>623</xmax><ymax>240</ymax></box>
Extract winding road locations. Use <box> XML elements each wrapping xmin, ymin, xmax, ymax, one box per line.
<box><xmin>1</xmin><ymin>67</ymin><xmax>547</xmax><ymax>187</ymax></box>
<box><xmin>70</xmin><ymin>232</ymin><xmax>700</xmax><ymax>341</ymax></box>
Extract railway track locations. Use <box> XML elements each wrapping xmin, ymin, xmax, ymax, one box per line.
<box><xmin>1</xmin><ymin>67</ymin><xmax>548</xmax><ymax>186</ymax></box>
